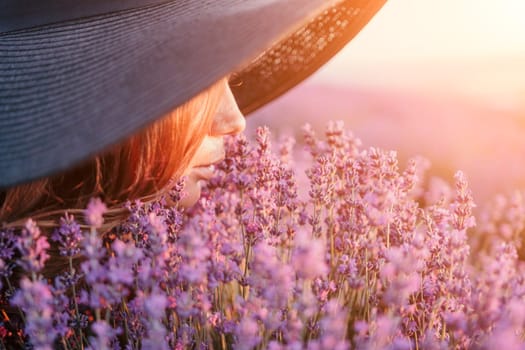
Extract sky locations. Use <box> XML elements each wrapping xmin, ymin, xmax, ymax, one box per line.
<box><xmin>336</xmin><ymin>0</ymin><xmax>525</xmax><ymax>63</ymax></box>
<box><xmin>313</xmin><ymin>0</ymin><xmax>525</xmax><ymax>107</ymax></box>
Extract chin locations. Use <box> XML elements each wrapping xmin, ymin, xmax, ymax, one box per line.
<box><xmin>179</xmin><ymin>177</ymin><xmax>203</xmax><ymax>208</ymax></box>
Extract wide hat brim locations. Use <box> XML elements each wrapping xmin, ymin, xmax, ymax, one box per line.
<box><xmin>0</xmin><ymin>0</ymin><xmax>385</xmax><ymax>188</ymax></box>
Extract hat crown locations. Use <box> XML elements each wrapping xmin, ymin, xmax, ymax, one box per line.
<box><xmin>0</xmin><ymin>0</ymin><xmax>171</xmax><ymax>33</ymax></box>
<box><xmin>0</xmin><ymin>0</ymin><xmax>386</xmax><ymax>188</ymax></box>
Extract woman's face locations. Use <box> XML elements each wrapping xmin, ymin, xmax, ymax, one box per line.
<box><xmin>180</xmin><ymin>80</ymin><xmax>246</xmax><ymax>207</ymax></box>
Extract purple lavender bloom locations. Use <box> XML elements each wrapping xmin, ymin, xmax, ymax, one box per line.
<box><xmin>108</xmin><ymin>239</ymin><xmax>143</xmax><ymax>285</ymax></box>
<box><xmin>314</xmin><ymin>300</ymin><xmax>350</xmax><ymax>350</ymax></box>
<box><xmin>11</xmin><ymin>278</ymin><xmax>57</xmax><ymax>349</ymax></box>
<box><xmin>312</xmin><ymin>277</ymin><xmax>337</xmax><ymax>305</ymax></box>
<box><xmin>291</xmin><ymin>229</ymin><xmax>328</xmax><ymax>279</ymax></box>
<box><xmin>85</xmin><ymin>197</ymin><xmax>108</xmax><ymax>228</ymax></box>
<box><xmin>86</xmin><ymin>321</ymin><xmax>120</xmax><ymax>350</ymax></box>
<box><xmin>8</xmin><ymin>121</ymin><xmax>525</xmax><ymax>348</ymax></box>
<box><xmin>54</xmin><ymin>269</ymin><xmax>81</xmax><ymax>289</ymax></box>
<box><xmin>175</xmin><ymin>291</ymin><xmax>196</xmax><ymax>319</ymax></box>
<box><xmin>81</xmin><ymin>226</ymin><xmax>105</xmax><ymax>260</ymax></box>
<box><xmin>0</xmin><ymin>228</ymin><xmax>17</xmax><ymax>282</ymax></box>
<box><xmin>144</xmin><ymin>292</ymin><xmax>167</xmax><ymax>319</ymax></box>
<box><xmin>249</xmin><ymin>242</ymin><xmax>294</xmax><ymax>309</ymax></box>
<box><xmin>234</xmin><ymin>315</ymin><xmax>262</xmax><ymax>350</ymax></box>
<box><xmin>168</xmin><ymin>177</ymin><xmax>188</xmax><ymax>203</ymax></box>
<box><xmin>451</xmin><ymin>171</ymin><xmax>476</xmax><ymax>231</ymax></box>
<box><xmin>80</xmin><ymin>231</ymin><xmax>140</xmax><ymax>309</ymax></box>
<box><xmin>176</xmin><ymin>228</ymin><xmax>211</xmax><ymax>285</ymax></box>
<box><xmin>16</xmin><ymin>219</ymin><xmax>50</xmax><ymax>273</ymax></box>
<box><xmin>142</xmin><ymin>292</ymin><xmax>169</xmax><ymax>350</ymax></box>
<box><xmin>481</xmin><ymin>327</ymin><xmax>524</xmax><ymax>350</ymax></box>
<box><xmin>380</xmin><ymin>246</ymin><xmax>421</xmax><ymax>306</ymax></box>
<box><xmin>0</xmin><ymin>228</ymin><xmax>17</xmax><ymax>260</ymax></box>
<box><xmin>51</xmin><ymin>213</ymin><xmax>83</xmax><ymax>256</ymax></box>
<box><xmin>355</xmin><ymin>315</ymin><xmax>402</xmax><ymax>350</ymax></box>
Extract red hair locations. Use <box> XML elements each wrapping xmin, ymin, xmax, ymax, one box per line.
<box><xmin>0</xmin><ymin>80</ymin><xmax>226</xmax><ymax>225</ymax></box>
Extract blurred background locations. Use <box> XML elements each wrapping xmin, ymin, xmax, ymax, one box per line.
<box><xmin>250</xmin><ymin>0</ymin><xmax>525</xmax><ymax>205</ymax></box>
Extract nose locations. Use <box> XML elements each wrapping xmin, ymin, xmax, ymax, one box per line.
<box><xmin>211</xmin><ymin>81</ymin><xmax>246</xmax><ymax>136</ymax></box>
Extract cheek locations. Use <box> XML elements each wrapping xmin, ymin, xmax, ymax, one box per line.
<box><xmin>178</xmin><ymin>176</ymin><xmax>203</xmax><ymax>208</ymax></box>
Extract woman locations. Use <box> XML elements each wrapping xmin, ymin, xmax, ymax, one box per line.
<box><xmin>0</xmin><ymin>0</ymin><xmax>385</xmax><ymax>223</ymax></box>
<box><xmin>0</xmin><ymin>78</ymin><xmax>244</xmax><ymax>219</ymax></box>
<box><xmin>0</xmin><ymin>0</ymin><xmax>385</xmax><ymax>347</ymax></box>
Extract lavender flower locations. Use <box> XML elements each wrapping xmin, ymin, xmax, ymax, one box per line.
<box><xmin>234</xmin><ymin>315</ymin><xmax>262</xmax><ymax>350</ymax></box>
<box><xmin>51</xmin><ymin>213</ymin><xmax>83</xmax><ymax>256</ymax></box>
<box><xmin>5</xmin><ymin>121</ymin><xmax>525</xmax><ymax>349</ymax></box>
<box><xmin>141</xmin><ymin>292</ymin><xmax>169</xmax><ymax>350</ymax></box>
<box><xmin>11</xmin><ymin>278</ymin><xmax>57</xmax><ymax>349</ymax></box>
<box><xmin>291</xmin><ymin>229</ymin><xmax>328</xmax><ymax>279</ymax></box>
<box><xmin>85</xmin><ymin>197</ymin><xmax>108</xmax><ymax>228</ymax></box>
<box><xmin>0</xmin><ymin>228</ymin><xmax>17</xmax><ymax>260</ymax></box>
<box><xmin>0</xmin><ymin>228</ymin><xmax>17</xmax><ymax>283</ymax></box>
<box><xmin>16</xmin><ymin>219</ymin><xmax>50</xmax><ymax>274</ymax></box>
<box><xmin>86</xmin><ymin>321</ymin><xmax>120</xmax><ymax>350</ymax></box>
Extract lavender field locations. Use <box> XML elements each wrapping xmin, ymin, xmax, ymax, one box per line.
<box><xmin>251</xmin><ymin>80</ymin><xmax>525</xmax><ymax>204</ymax></box>
<box><xmin>3</xmin><ymin>1</ymin><xmax>525</xmax><ymax>347</ymax></box>
<box><xmin>3</xmin><ymin>121</ymin><xmax>525</xmax><ymax>349</ymax></box>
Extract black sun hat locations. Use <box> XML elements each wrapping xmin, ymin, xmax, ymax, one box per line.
<box><xmin>0</xmin><ymin>0</ymin><xmax>386</xmax><ymax>188</ymax></box>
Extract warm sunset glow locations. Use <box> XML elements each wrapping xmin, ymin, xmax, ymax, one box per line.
<box><xmin>336</xmin><ymin>0</ymin><xmax>525</xmax><ymax>64</ymax></box>
<box><xmin>313</xmin><ymin>0</ymin><xmax>525</xmax><ymax>108</ymax></box>
<box><xmin>255</xmin><ymin>0</ymin><xmax>525</xmax><ymax>204</ymax></box>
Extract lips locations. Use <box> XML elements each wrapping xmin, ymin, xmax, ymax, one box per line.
<box><xmin>187</xmin><ymin>138</ymin><xmax>225</xmax><ymax>181</ymax></box>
